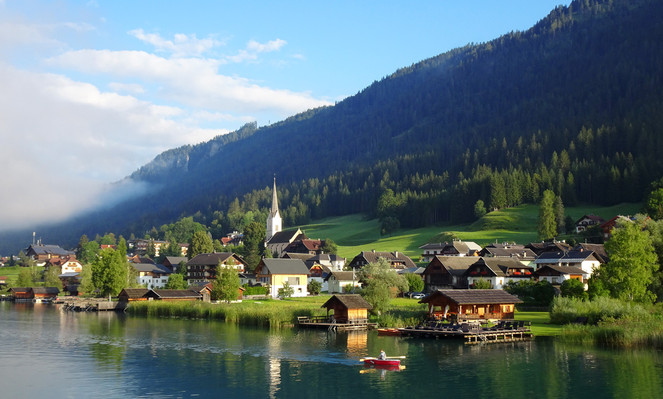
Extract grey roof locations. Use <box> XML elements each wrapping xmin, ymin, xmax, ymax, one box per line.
<box><xmin>322</xmin><ymin>294</ymin><xmax>372</xmax><ymax>310</ymax></box>
<box><xmin>480</xmin><ymin>247</ymin><xmax>537</xmax><ymax>259</ymax></box>
<box><xmin>59</xmin><ymin>272</ymin><xmax>80</xmax><ymax>278</ymax></box>
<box><xmin>152</xmin><ymin>289</ymin><xmax>202</xmax><ymax>299</ymax></box>
<box><xmin>164</xmin><ymin>256</ymin><xmax>188</xmax><ymax>265</ymax></box>
<box><xmin>120</xmin><ymin>288</ymin><xmax>150</xmax><ymax>298</ymax></box>
<box><xmin>324</xmin><ymin>271</ymin><xmax>357</xmax><ymax>282</ymax></box>
<box><xmin>351</xmin><ymin>251</ymin><xmax>417</xmax><ymax>268</ymax></box>
<box><xmin>534</xmin><ymin>250</ymin><xmax>598</xmax><ymax>264</ymax></box>
<box><xmin>187</xmin><ymin>252</ymin><xmax>236</xmax><ymax>266</ymax></box>
<box><xmin>281</xmin><ymin>252</ymin><xmax>315</xmax><ymax>261</ymax></box>
<box><xmin>573</xmin><ymin>243</ymin><xmax>608</xmax><ymax>263</ymax></box>
<box><xmin>422</xmin><ymin>289</ymin><xmax>522</xmax><ymax>305</ymax></box>
<box><xmin>27</xmin><ymin>244</ymin><xmax>73</xmax><ymax>256</ymax></box>
<box><xmin>258</xmin><ymin>258</ymin><xmax>309</xmax><ymax>275</ymax></box>
<box><xmin>534</xmin><ymin>265</ymin><xmax>588</xmax><ymax>276</ymax></box>
<box><xmin>267</xmin><ymin>230</ymin><xmax>307</xmax><ymax>244</ymax></box>
<box><xmin>132</xmin><ymin>263</ymin><xmax>172</xmax><ymax>274</ymax></box>
<box><xmin>425</xmin><ymin>256</ymin><xmax>477</xmax><ymax>277</ymax></box>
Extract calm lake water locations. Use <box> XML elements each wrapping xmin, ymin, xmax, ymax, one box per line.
<box><xmin>1</xmin><ymin>302</ymin><xmax>663</xmax><ymax>398</ymax></box>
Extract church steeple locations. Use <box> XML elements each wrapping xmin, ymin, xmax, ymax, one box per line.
<box><xmin>266</xmin><ymin>175</ymin><xmax>282</xmax><ymax>243</ymax></box>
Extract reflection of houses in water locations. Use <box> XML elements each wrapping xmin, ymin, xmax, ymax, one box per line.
<box><xmin>266</xmin><ymin>335</ymin><xmax>282</xmax><ymax>399</ymax></box>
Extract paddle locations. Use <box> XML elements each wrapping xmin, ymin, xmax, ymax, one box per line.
<box><xmin>385</xmin><ymin>356</ymin><xmax>406</xmax><ymax>359</ymax></box>
<box><xmin>359</xmin><ymin>357</ymin><xmax>375</xmax><ymax>362</ymax></box>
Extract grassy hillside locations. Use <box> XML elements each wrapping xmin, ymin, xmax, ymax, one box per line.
<box><xmin>299</xmin><ymin>203</ymin><xmax>642</xmax><ymax>262</ymax></box>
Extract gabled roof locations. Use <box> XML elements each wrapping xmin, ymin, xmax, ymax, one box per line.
<box><xmin>324</xmin><ymin>271</ymin><xmax>357</xmax><ymax>282</ymax></box>
<box><xmin>534</xmin><ymin>265</ymin><xmax>588</xmax><ymax>276</ymax></box>
<box><xmin>267</xmin><ymin>229</ymin><xmax>307</xmax><ymax>244</ymax></box>
<box><xmin>187</xmin><ymin>252</ymin><xmax>245</xmax><ymax>267</ymax></box>
<box><xmin>480</xmin><ymin>247</ymin><xmax>537</xmax><ymax>259</ymax></box>
<box><xmin>120</xmin><ymin>288</ymin><xmax>150</xmax><ymax>299</ymax></box>
<box><xmin>424</xmin><ymin>256</ymin><xmax>476</xmax><ymax>276</ymax></box>
<box><xmin>258</xmin><ymin>258</ymin><xmax>309</xmax><ymax>275</ymax></box>
<box><xmin>420</xmin><ymin>289</ymin><xmax>522</xmax><ymax>305</ymax></box>
<box><xmin>534</xmin><ymin>250</ymin><xmax>598</xmax><ymax>264</ymax></box>
<box><xmin>26</xmin><ymin>244</ymin><xmax>73</xmax><ymax>256</ymax></box>
<box><xmin>132</xmin><ymin>263</ymin><xmax>172</xmax><ymax>274</ymax></box>
<box><xmin>281</xmin><ymin>252</ymin><xmax>315</xmax><ymax>261</ymax></box>
<box><xmin>575</xmin><ymin>214</ymin><xmax>606</xmax><ymax>224</ymax></box>
<box><xmin>322</xmin><ymin>294</ymin><xmax>372</xmax><ymax>310</ymax></box>
<box><xmin>31</xmin><ymin>287</ymin><xmax>60</xmax><ymax>295</ymax></box>
<box><xmin>152</xmin><ymin>289</ymin><xmax>202</xmax><ymax>299</ymax></box>
<box><xmin>164</xmin><ymin>256</ymin><xmax>188</xmax><ymax>265</ymax></box>
<box><xmin>351</xmin><ymin>251</ymin><xmax>417</xmax><ymax>268</ymax></box>
<box><xmin>573</xmin><ymin>243</ymin><xmax>608</xmax><ymax>263</ymax></box>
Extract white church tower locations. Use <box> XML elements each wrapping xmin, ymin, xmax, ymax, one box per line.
<box><xmin>266</xmin><ymin>176</ymin><xmax>282</xmax><ymax>243</ymax></box>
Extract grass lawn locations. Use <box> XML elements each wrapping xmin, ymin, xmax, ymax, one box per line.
<box><xmin>0</xmin><ymin>266</ymin><xmax>22</xmax><ymax>285</ymax></box>
<box><xmin>297</xmin><ymin>202</ymin><xmax>641</xmax><ymax>261</ymax></box>
<box><xmin>515</xmin><ymin>311</ymin><xmax>562</xmax><ymax>336</ymax></box>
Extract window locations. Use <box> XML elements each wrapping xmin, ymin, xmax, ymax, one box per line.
<box><xmin>287</xmin><ymin>277</ymin><xmax>300</xmax><ymax>285</ymax></box>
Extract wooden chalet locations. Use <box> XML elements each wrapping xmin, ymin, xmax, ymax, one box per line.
<box><xmin>464</xmin><ymin>258</ymin><xmax>534</xmax><ymax>289</ymax></box>
<box><xmin>420</xmin><ymin>289</ymin><xmax>522</xmax><ymax>321</ymax></box>
<box><xmin>322</xmin><ymin>294</ymin><xmax>372</xmax><ymax>323</ymax></box>
<box><xmin>118</xmin><ymin>288</ymin><xmax>152</xmax><ymax>302</ymax></box>
<box><xmin>186</xmin><ymin>252</ymin><xmax>247</xmax><ymax>285</ymax></box>
<box><xmin>422</xmin><ymin>256</ymin><xmax>476</xmax><ymax>290</ymax></box>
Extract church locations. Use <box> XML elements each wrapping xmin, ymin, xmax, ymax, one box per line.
<box><xmin>265</xmin><ymin>177</ymin><xmax>307</xmax><ymax>257</ymax></box>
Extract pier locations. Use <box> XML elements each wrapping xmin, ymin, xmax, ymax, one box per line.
<box><xmin>61</xmin><ymin>299</ymin><xmax>128</xmax><ymax>312</ymax></box>
<box><xmin>398</xmin><ymin>320</ymin><xmax>533</xmax><ymax>344</ymax></box>
<box><xmin>297</xmin><ymin>315</ymin><xmax>377</xmax><ymax>331</ymax></box>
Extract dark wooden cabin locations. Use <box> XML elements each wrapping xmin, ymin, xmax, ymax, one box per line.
<box><xmin>118</xmin><ymin>288</ymin><xmax>152</xmax><ymax>302</ymax></box>
<box><xmin>420</xmin><ymin>289</ymin><xmax>522</xmax><ymax>320</ymax></box>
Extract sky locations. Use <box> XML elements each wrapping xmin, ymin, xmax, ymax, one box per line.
<box><xmin>0</xmin><ymin>0</ymin><xmax>570</xmax><ymax>231</ymax></box>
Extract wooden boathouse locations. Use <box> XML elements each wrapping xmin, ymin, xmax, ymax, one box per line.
<box><xmin>297</xmin><ymin>294</ymin><xmax>377</xmax><ymax>331</ymax></box>
<box><xmin>398</xmin><ymin>319</ymin><xmax>533</xmax><ymax>344</ymax></box>
<box><xmin>420</xmin><ymin>289</ymin><xmax>522</xmax><ymax>321</ymax></box>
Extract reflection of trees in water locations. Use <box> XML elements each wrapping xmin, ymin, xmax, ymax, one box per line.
<box><xmin>87</xmin><ymin>312</ymin><xmax>128</xmax><ymax>370</ymax></box>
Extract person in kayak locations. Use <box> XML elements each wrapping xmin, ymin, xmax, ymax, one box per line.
<box><xmin>379</xmin><ymin>349</ymin><xmax>386</xmax><ymax>360</ymax></box>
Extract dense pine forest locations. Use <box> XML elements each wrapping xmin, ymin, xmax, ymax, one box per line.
<box><xmin>1</xmin><ymin>0</ymin><xmax>662</xmax><ymax>252</ymax></box>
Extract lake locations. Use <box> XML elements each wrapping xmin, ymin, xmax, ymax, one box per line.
<box><xmin>1</xmin><ymin>302</ymin><xmax>662</xmax><ymax>398</ymax></box>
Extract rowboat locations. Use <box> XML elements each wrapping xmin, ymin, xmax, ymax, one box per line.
<box><xmin>377</xmin><ymin>328</ymin><xmax>401</xmax><ymax>336</ymax></box>
<box><xmin>362</xmin><ymin>357</ymin><xmax>401</xmax><ymax>367</ymax></box>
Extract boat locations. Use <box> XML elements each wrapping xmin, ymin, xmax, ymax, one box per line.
<box><xmin>377</xmin><ymin>328</ymin><xmax>401</xmax><ymax>336</ymax></box>
<box><xmin>362</xmin><ymin>357</ymin><xmax>401</xmax><ymax>367</ymax></box>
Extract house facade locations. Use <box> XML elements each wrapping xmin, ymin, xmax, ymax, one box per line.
<box><xmin>186</xmin><ymin>252</ymin><xmax>247</xmax><ymax>285</ymax></box>
<box><xmin>132</xmin><ymin>263</ymin><xmax>172</xmax><ymax>289</ymax></box>
<box><xmin>321</xmin><ymin>294</ymin><xmax>372</xmax><ymax>323</ymax></box>
<box><xmin>422</xmin><ymin>256</ymin><xmax>477</xmax><ymax>291</ymax></box>
<box><xmin>533</xmin><ymin>249</ymin><xmax>601</xmax><ymax>276</ymax></box>
<box><xmin>465</xmin><ymin>258</ymin><xmax>534</xmax><ymax>289</ymax></box>
<box><xmin>348</xmin><ymin>250</ymin><xmax>417</xmax><ymax>270</ymax></box>
<box><xmin>420</xmin><ymin>289</ymin><xmax>522</xmax><ymax>321</ymax></box>
<box><xmin>419</xmin><ymin>240</ymin><xmax>481</xmax><ymax>262</ymax></box>
<box><xmin>255</xmin><ymin>258</ymin><xmax>309</xmax><ymax>298</ymax></box>
<box><xmin>325</xmin><ymin>271</ymin><xmax>361</xmax><ymax>294</ymax></box>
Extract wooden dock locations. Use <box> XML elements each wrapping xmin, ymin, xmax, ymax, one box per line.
<box><xmin>297</xmin><ymin>316</ymin><xmax>377</xmax><ymax>331</ymax></box>
<box><xmin>398</xmin><ymin>320</ymin><xmax>533</xmax><ymax>344</ymax></box>
<box><xmin>61</xmin><ymin>299</ymin><xmax>127</xmax><ymax>312</ymax></box>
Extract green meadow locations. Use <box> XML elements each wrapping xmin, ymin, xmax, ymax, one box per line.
<box><xmin>299</xmin><ymin>203</ymin><xmax>642</xmax><ymax>262</ymax></box>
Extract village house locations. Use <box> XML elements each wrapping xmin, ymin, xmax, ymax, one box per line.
<box><xmin>574</xmin><ymin>214</ymin><xmax>606</xmax><ymax>233</ymax></box>
<box><xmin>186</xmin><ymin>252</ymin><xmax>247</xmax><ymax>285</ymax></box>
<box><xmin>162</xmin><ymin>256</ymin><xmax>188</xmax><ymax>272</ymax></box>
<box><xmin>525</xmin><ymin>240</ymin><xmax>572</xmax><ymax>256</ymax></box>
<box><xmin>254</xmin><ymin>258</ymin><xmax>309</xmax><ymax>298</ymax></box>
<box><xmin>348</xmin><ymin>250</ymin><xmax>417</xmax><ymax>270</ymax></box>
<box><xmin>533</xmin><ymin>249</ymin><xmax>601</xmax><ymax>276</ymax></box>
<box><xmin>132</xmin><ymin>263</ymin><xmax>172</xmax><ymax>289</ymax></box>
<box><xmin>419</xmin><ymin>239</ymin><xmax>481</xmax><ymax>262</ymax></box>
<box><xmin>478</xmin><ymin>243</ymin><xmax>537</xmax><ymax>266</ymax></box>
<box><xmin>325</xmin><ymin>270</ymin><xmax>361</xmax><ymax>294</ymax></box>
<box><xmin>266</xmin><ymin>229</ymin><xmax>307</xmax><ymax>257</ymax></box>
<box><xmin>420</xmin><ymin>289</ymin><xmax>522</xmax><ymax>321</ymax></box>
<box><xmin>465</xmin><ymin>258</ymin><xmax>534</xmax><ymax>289</ymax></box>
<box><xmin>534</xmin><ymin>265</ymin><xmax>590</xmax><ymax>288</ymax></box>
<box><xmin>118</xmin><ymin>288</ymin><xmax>151</xmax><ymax>302</ymax></box>
<box><xmin>25</xmin><ymin>243</ymin><xmax>74</xmax><ymax>266</ymax></box>
<box><xmin>600</xmin><ymin>215</ymin><xmax>636</xmax><ymax>240</ymax></box>
<box><xmin>422</xmin><ymin>256</ymin><xmax>477</xmax><ymax>291</ymax></box>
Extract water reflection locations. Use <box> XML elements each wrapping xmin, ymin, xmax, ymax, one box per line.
<box><xmin>2</xmin><ymin>303</ymin><xmax>663</xmax><ymax>398</ymax></box>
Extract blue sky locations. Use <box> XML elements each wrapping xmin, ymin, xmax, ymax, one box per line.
<box><xmin>0</xmin><ymin>0</ymin><xmax>569</xmax><ymax>231</ymax></box>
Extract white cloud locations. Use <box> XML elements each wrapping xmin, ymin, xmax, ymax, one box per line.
<box><xmin>0</xmin><ymin>62</ymin><xmax>219</xmax><ymax>230</ymax></box>
<box><xmin>129</xmin><ymin>29</ymin><xmax>223</xmax><ymax>57</ymax></box>
<box><xmin>108</xmin><ymin>82</ymin><xmax>145</xmax><ymax>94</ymax></box>
<box><xmin>226</xmin><ymin>38</ymin><xmax>287</xmax><ymax>63</ymax></box>
<box><xmin>48</xmin><ymin>49</ymin><xmax>331</xmax><ymax>115</ymax></box>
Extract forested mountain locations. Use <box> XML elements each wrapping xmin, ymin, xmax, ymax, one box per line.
<box><xmin>2</xmin><ymin>0</ymin><xmax>662</xmax><ymax>253</ymax></box>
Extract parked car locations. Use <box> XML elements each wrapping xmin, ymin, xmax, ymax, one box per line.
<box><xmin>411</xmin><ymin>292</ymin><xmax>425</xmax><ymax>299</ymax></box>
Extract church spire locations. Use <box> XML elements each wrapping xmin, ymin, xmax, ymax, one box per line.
<box><xmin>270</xmin><ymin>175</ymin><xmax>279</xmax><ymax>216</ymax></box>
<box><xmin>266</xmin><ymin>175</ymin><xmax>282</xmax><ymax>243</ymax></box>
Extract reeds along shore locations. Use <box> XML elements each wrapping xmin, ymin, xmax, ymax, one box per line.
<box><xmin>125</xmin><ymin>300</ymin><xmax>329</xmax><ymax>327</ymax></box>
<box><xmin>551</xmin><ymin>296</ymin><xmax>663</xmax><ymax>348</ymax></box>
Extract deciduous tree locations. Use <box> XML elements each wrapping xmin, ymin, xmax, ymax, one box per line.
<box><xmin>538</xmin><ymin>189</ymin><xmax>557</xmax><ymax>240</ymax></box>
<box><xmin>212</xmin><ymin>265</ymin><xmax>241</xmax><ymax>302</ymax></box>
